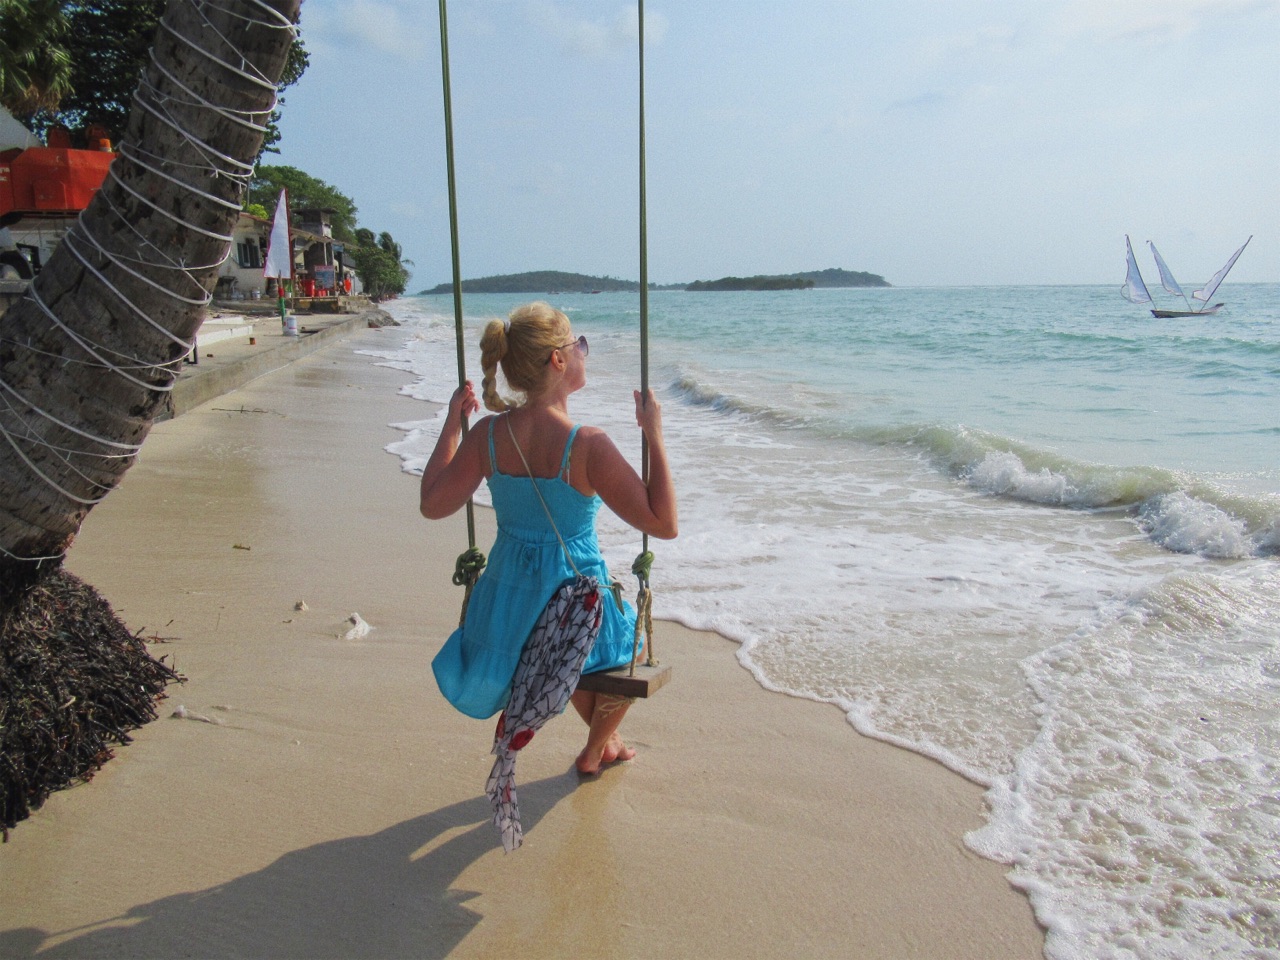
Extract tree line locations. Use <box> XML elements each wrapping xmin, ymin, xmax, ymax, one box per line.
<box><xmin>686</xmin><ymin>276</ymin><xmax>815</xmax><ymax>291</ymax></box>
<box><xmin>687</xmin><ymin>269</ymin><xmax>890</xmax><ymax>291</ymax></box>
<box><xmin>0</xmin><ymin>0</ymin><xmax>410</xmax><ymax>298</ymax></box>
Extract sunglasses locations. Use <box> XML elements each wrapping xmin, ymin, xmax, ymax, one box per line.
<box><xmin>546</xmin><ymin>334</ymin><xmax>588</xmax><ymax>364</ymax></box>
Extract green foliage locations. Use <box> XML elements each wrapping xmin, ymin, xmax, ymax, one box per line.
<box><xmin>423</xmin><ymin>270</ymin><xmax>641</xmax><ymax>295</ymax></box>
<box><xmin>243</xmin><ymin>201</ymin><xmax>269</xmax><ymax>220</ymax></box>
<box><xmin>0</xmin><ymin>0</ymin><xmax>74</xmax><ymax>115</ymax></box>
<box><xmin>686</xmin><ymin>276</ymin><xmax>815</xmax><ymax>291</ymax></box>
<box><xmin>791</xmin><ymin>268</ymin><xmax>890</xmax><ymax>288</ymax></box>
<box><xmin>348</xmin><ymin>233</ymin><xmax>411</xmax><ymax>301</ymax></box>
<box><xmin>250</xmin><ymin>165</ymin><xmax>358</xmax><ymax>243</ymax></box>
<box><xmin>16</xmin><ymin>0</ymin><xmax>306</xmax><ymax>162</ymax></box>
<box><xmin>19</xmin><ymin>0</ymin><xmax>163</xmax><ymax>138</ymax></box>
<box><xmin>685</xmin><ymin>268</ymin><xmax>890</xmax><ymax>291</ymax></box>
<box><xmin>377</xmin><ymin>231</ymin><xmax>404</xmax><ymax>261</ymax></box>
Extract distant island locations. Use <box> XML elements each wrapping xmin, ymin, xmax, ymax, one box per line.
<box><xmin>421</xmin><ymin>266</ymin><xmax>890</xmax><ymax>295</ymax></box>
<box><xmin>688</xmin><ymin>268</ymin><xmax>890</xmax><ymax>291</ymax></box>
<box><xmin>422</xmin><ymin>271</ymin><xmax>638</xmax><ymax>295</ymax></box>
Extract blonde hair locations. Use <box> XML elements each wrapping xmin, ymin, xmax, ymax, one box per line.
<box><xmin>479</xmin><ymin>301</ymin><xmax>571</xmax><ymax>412</ymax></box>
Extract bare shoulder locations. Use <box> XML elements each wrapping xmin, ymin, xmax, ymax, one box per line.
<box><xmin>573</xmin><ymin>424</ymin><xmax>619</xmax><ymax>458</ymax></box>
<box><xmin>471</xmin><ymin>412</ymin><xmax>498</xmax><ymax>434</ymax></box>
<box><xmin>572</xmin><ymin>425</ymin><xmax>625</xmax><ymax>490</ymax></box>
<box><xmin>460</xmin><ymin>414</ymin><xmax>496</xmax><ymax>449</ymax></box>
<box><xmin>466</xmin><ymin>413</ymin><xmax>500</xmax><ymax>468</ymax></box>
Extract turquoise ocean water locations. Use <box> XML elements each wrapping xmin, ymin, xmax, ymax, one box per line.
<box><xmin>366</xmin><ymin>284</ymin><xmax>1279</xmax><ymax>960</ymax></box>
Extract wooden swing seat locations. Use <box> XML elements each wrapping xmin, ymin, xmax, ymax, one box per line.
<box><xmin>576</xmin><ymin>660</ymin><xmax>671</xmax><ymax>698</ymax></box>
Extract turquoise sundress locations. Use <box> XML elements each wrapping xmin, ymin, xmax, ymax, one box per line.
<box><xmin>431</xmin><ymin>416</ymin><xmax>640</xmax><ymax>719</ymax></box>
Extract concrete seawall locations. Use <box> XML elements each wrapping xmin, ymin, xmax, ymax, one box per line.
<box><xmin>163</xmin><ymin>307</ymin><xmax>394</xmax><ymax>420</ymax></box>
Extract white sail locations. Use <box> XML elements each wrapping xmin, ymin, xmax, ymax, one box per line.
<box><xmin>1193</xmin><ymin>236</ymin><xmax>1251</xmax><ymax>303</ymax></box>
<box><xmin>1121</xmin><ymin>235</ymin><xmax>1152</xmax><ymax>304</ymax></box>
<box><xmin>1147</xmin><ymin>242</ymin><xmax>1184</xmax><ymax>297</ymax></box>
<box><xmin>263</xmin><ymin>188</ymin><xmax>293</xmax><ymax>280</ymax></box>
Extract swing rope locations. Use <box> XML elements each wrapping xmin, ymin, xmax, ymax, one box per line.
<box><xmin>437</xmin><ymin>0</ymin><xmax>659</xmax><ymax>670</ymax></box>
<box><xmin>628</xmin><ymin>0</ymin><xmax>658</xmax><ymax>674</ymax></box>
<box><xmin>437</xmin><ymin>0</ymin><xmax>484</xmax><ymax>624</ymax></box>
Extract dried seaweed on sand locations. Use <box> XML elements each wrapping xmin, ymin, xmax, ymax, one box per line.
<box><xmin>0</xmin><ymin>569</ymin><xmax>181</xmax><ymax>839</ymax></box>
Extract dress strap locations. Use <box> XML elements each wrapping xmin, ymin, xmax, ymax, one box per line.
<box><xmin>487</xmin><ymin>416</ymin><xmax>498</xmax><ymax>476</ymax></box>
<box><xmin>559</xmin><ymin>424</ymin><xmax>581</xmax><ymax>479</ymax></box>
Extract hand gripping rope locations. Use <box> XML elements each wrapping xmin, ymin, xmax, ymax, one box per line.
<box><xmin>437</xmin><ymin>0</ymin><xmax>666</xmax><ymax>697</ymax></box>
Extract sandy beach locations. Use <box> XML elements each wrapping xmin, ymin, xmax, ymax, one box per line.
<box><xmin>1</xmin><ymin>324</ymin><xmax>1044</xmax><ymax>959</ymax></box>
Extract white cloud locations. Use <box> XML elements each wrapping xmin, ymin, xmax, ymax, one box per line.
<box><xmin>303</xmin><ymin>0</ymin><xmax>428</xmax><ymax>60</ymax></box>
<box><xmin>524</xmin><ymin>2</ymin><xmax>667</xmax><ymax>59</ymax></box>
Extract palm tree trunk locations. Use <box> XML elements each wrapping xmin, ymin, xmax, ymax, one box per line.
<box><xmin>0</xmin><ymin>0</ymin><xmax>300</xmax><ymax>583</ymax></box>
<box><xmin>0</xmin><ymin>0</ymin><xmax>301</xmax><ymax>836</ymax></box>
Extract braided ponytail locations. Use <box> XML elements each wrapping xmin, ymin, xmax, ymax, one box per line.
<box><xmin>478</xmin><ymin>302</ymin><xmax>570</xmax><ymax>411</ymax></box>
<box><xmin>479</xmin><ymin>319</ymin><xmax>512</xmax><ymax>412</ymax></box>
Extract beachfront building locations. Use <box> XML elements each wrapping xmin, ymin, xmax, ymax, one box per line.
<box><xmin>295</xmin><ymin>207</ymin><xmax>335</xmax><ymax>297</ymax></box>
<box><xmin>216</xmin><ymin>212</ymin><xmax>269</xmax><ymax>300</ymax></box>
<box><xmin>293</xmin><ymin>207</ymin><xmax>358</xmax><ymax>299</ymax></box>
<box><xmin>215</xmin><ymin>210</ymin><xmax>362</xmax><ymax>301</ymax></box>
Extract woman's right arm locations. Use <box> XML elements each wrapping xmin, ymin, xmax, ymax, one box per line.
<box><xmin>419</xmin><ymin>382</ymin><xmax>487</xmax><ymax>520</ymax></box>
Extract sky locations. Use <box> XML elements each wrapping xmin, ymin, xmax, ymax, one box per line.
<box><xmin>275</xmin><ymin>0</ymin><xmax>1278</xmax><ymax>288</ymax></box>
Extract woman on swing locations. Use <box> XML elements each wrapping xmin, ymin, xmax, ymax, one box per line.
<box><xmin>420</xmin><ymin>301</ymin><xmax>677</xmax><ymax>775</ymax></box>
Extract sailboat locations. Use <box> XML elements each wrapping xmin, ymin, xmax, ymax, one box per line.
<box><xmin>1121</xmin><ymin>234</ymin><xmax>1252</xmax><ymax>318</ymax></box>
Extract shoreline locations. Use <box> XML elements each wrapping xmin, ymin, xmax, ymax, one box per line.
<box><xmin>1</xmin><ymin>328</ymin><xmax>1044</xmax><ymax>958</ymax></box>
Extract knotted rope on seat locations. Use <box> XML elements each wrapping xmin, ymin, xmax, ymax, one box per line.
<box><xmin>453</xmin><ymin>547</ymin><xmax>487</xmax><ymax>627</ymax></box>
<box><xmin>629</xmin><ymin>550</ymin><xmax>656</xmax><ymax>670</ymax></box>
<box><xmin>631</xmin><ymin>549</ymin><xmax>654</xmax><ymax>583</ymax></box>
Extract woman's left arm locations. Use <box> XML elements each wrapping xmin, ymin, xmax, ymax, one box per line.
<box><xmin>585</xmin><ymin>389</ymin><xmax>678</xmax><ymax>539</ymax></box>
<box><xmin>419</xmin><ymin>382</ymin><xmax>486</xmax><ymax>519</ymax></box>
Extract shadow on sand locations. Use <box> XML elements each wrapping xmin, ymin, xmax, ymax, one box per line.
<box><xmin>1</xmin><ymin>773</ymin><xmax>579</xmax><ymax>959</ymax></box>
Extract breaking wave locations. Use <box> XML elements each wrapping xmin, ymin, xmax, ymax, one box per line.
<box><xmin>668</xmin><ymin>370</ymin><xmax>1280</xmax><ymax>560</ymax></box>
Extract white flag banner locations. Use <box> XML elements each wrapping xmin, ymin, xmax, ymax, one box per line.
<box><xmin>263</xmin><ymin>188</ymin><xmax>293</xmax><ymax>280</ymax></box>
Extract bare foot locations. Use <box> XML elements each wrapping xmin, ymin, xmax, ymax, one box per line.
<box><xmin>601</xmin><ymin>734</ymin><xmax>636</xmax><ymax>764</ymax></box>
<box><xmin>575</xmin><ymin>736</ymin><xmax>635</xmax><ymax>775</ymax></box>
<box><xmin>575</xmin><ymin>748</ymin><xmax>603</xmax><ymax>776</ymax></box>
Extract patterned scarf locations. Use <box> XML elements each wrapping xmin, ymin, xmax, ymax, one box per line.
<box><xmin>486</xmin><ymin>573</ymin><xmax>603</xmax><ymax>852</ymax></box>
